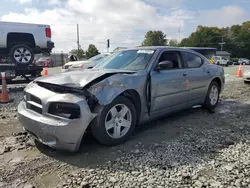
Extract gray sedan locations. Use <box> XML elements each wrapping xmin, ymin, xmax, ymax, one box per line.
<box><xmin>18</xmin><ymin>47</ymin><xmax>225</xmax><ymax>152</ymax></box>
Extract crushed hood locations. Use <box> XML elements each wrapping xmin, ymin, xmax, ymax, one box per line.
<box><xmin>35</xmin><ymin>69</ymin><xmax>135</xmax><ymax>88</ymax></box>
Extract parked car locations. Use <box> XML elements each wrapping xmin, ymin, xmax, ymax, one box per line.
<box><xmin>211</xmin><ymin>56</ymin><xmax>229</xmax><ymax>66</ymax></box>
<box><xmin>18</xmin><ymin>47</ymin><xmax>225</xmax><ymax>152</ymax></box>
<box><xmin>34</xmin><ymin>57</ymin><xmax>54</xmax><ymax>67</ymax></box>
<box><xmin>238</xmin><ymin>58</ymin><xmax>250</xmax><ymax>65</ymax></box>
<box><xmin>0</xmin><ymin>21</ymin><xmax>54</xmax><ymax>65</ymax></box>
<box><xmin>62</xmin><ymin>53</ymin><xmax>110</xmax><ymax>72</ymax></box>
<box><xmin>243</xmin><ymin>68</ymin><xmax>250</xmax><ymax>83</ymax></box>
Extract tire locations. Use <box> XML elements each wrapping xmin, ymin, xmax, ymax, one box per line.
<box><xmin>203</xmin><ymin>81</ymin><xmax>220</xmax><ymax>110</ymax></box>
<box><xmin>91</xmin><ymin>96</ymin><xmax>137</xmax><ymax>146</ymax></box>
<box><xmin>244</xmin><ymin>80</ymin><xmax>250</xmax><ymax>84</ymax></box>
<box><xmin>9</xmin><ymin>44</ymin><xmax>34</xmax><ymax>65</ymax></box>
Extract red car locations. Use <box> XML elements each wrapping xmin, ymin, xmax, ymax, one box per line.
<box><xmin>34</xmin><ymin>57</ymin><xmax>54</xmax><ymax>67</ymax></box>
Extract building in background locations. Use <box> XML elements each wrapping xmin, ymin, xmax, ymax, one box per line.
<box><xmin>216</xmin><ymin>51</ymin><xmax>231</xmax><ymax>60</ymax></box>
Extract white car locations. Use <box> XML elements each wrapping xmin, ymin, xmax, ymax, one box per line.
<box><xmin>211</xmin><ymin>56</ymin><xmax>229</xmax><ymax>66</ymax></box>
<box><xmin>238</xmin><ymin>58</ymin><xmax>250</xmax><ymax>65</ymax></box>
<box><xmin>0</xmin><ymin>21</ymin><xmax>54</xmax><ymax>64</ymax></box>
<box><xmin>62</xmin><ymin>53</ymin><xmax>110</xmax><ymax>72</ymax></box>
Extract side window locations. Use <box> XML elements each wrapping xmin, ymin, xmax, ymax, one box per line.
<box><xmin>184</xmin><ymin>52</ymin><xmax>203</xmax><ymax>68</ymax></box>
<box><xmin>158</xmin><ymin>51</ymin><xmax>181</xmax><ymax>69</ymax></box>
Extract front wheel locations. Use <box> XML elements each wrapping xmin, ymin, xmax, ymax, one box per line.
<box><xmin>91</xmin><ymin>96</ymin><xmax>137</xmax><ymax>146</ymax></box>
<box><xmin>203</xmin><ymin>81</ymin><xmax>220</xmax><ymax>110</ymax></box>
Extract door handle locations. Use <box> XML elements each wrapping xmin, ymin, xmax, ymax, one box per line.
<box><xmin>207</xmin><ymin>71</ymin><xmax>210</xmax><ymax>74</ymax></box>
<box><xmin>183</xmin><ymin>73</ymin><xmax>187</xmax><ymax>76</ymax></box>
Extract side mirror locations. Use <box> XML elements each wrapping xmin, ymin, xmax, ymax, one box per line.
<box><xmin>157</xmin><ymin>60</ymin><xmax>173</xmax><ymax>70</ymax></box>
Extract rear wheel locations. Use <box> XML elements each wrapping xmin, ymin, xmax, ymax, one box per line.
<box><xmin>203</xmin><ymin>81</ymin><xmax>220</xmax><ymax>110</ymax></box>
<box><xmin>9</xmin><ymin>44</ymin><xmax>34</xmax><ymax>65</ymax></box>
<box><xmin>91</xmin><ymin>96</ymin><xmax>137</xmax><ymax>146</ymax></box>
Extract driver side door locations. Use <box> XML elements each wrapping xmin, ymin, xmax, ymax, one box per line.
<box><xmin>150</xmin><ymin>50</ymin><xmax>190</xmax><ymax>114</ymax></box>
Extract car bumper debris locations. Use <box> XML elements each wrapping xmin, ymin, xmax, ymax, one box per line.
<box><xmin>18</xmin><ymin>83</ymin><xmax>96</xmax><ymax>152</ymax></box>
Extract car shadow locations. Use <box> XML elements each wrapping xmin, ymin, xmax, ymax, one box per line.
<box><xmin>37</xmin><ymin>99</ymin><xmax>250</xmax><ymax>171</ymax></box>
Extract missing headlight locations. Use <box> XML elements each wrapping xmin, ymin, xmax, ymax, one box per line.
<box><xmin>48</xmin><ymin>102</ymin><xmax>81</xmax><ymax>119</ymax></box>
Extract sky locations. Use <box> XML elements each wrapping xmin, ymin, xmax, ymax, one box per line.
<box><xmin>1</xmin><ymin>0</ymin><xmax>250</xmax><ymax>53</ymax></box>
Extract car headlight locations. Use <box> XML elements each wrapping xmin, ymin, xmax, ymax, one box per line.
<box><xmin>48</xmin><ymin>102</ymin><xmax>81</xmax><ymax>119</ymax></box>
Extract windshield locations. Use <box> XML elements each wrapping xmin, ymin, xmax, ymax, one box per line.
<box><xmin>212</xmin><ymin>56</ymin><xmax>220</xmax><ymax>60</ymax></box>
<box><xmin>94</xmin><ymin>49</ymin><xmax>155</xmax><ymax>71</ymax></box>
<box><xmin>88</xmin><ymin>54</ymin><xmax>109</xmax><ymax>62</ymax></box>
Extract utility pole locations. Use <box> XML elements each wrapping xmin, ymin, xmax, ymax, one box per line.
<box><xmin>178</xmin><ymin>26</ymin><xmax>181</xmax><ymax>43</ymax></box>
<box><xmin>107</xmin><ymin>39</ymin><xmax>110</xmax><ymax>53</ymax></box>
<box><xmin>77</xmin><ymin>24</ymin><xmax>80</xmax><ymax>58</ymax></box>
<box><xmin>219</xmin><ymin>35</ymin><xmax>225</xmax><ymax>51</ymax></box>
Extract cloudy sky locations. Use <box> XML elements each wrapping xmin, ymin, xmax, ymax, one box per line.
<box><xmin>1</xmin><ymin>0</ymin><xmax>250</xmax><ymax>53</ymax></box>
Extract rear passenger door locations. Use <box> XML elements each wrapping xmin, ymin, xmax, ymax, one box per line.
<box><xmin>182</xmin><ymin>52</ymin><xmax>211</xmax><ymax>103</ymax></box>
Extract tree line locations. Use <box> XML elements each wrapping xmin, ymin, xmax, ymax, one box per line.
<box><xmin>140</xmin><ymin>21</ymin><xmax>250</xmax><ymax>59</ymax></box>
<box><xmin>70</xmin><ymin>21</ymin><xmax>250</xmax><ymax>59</ymax></box>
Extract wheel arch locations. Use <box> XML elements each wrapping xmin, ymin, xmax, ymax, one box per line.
<box><xmin>7</xmin><ymin>32</ymin><xmax>36</xmax><ymax>49</ymax></box>
<box><xmin>118</xmin><ymin>89</ymin><xmax>142</xmax><ymax>122</ymax></box>
<box><xmin>210</xmin><ymin>77</ymin><xmax>222</xmax><ymax>92</ymax></box>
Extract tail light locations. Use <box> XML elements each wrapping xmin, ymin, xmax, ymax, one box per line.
<box><xmin>46</xmin><ymin>28</ymin><xmax>51</xmax><ymax>38</ymax></box>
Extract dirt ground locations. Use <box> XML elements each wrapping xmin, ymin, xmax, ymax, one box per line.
<box><xmin>1</xmin><ymin>66</ymin><xmax>250</xmax><ymax>188</ymax></box>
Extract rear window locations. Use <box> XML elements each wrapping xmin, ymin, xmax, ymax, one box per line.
<box><xmin>184</xmin><ymin>52</ymin><xmax>203</xmax><ymax>68</ymax></box>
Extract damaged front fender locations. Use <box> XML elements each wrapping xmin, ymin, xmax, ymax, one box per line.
<box><xmin>87</xmin><ymin>74</ymin><xmax>146</xmax><ymax>106</ymax></box>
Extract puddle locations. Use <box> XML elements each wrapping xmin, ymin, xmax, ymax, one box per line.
<box><xmin>0</xmin><ymin>148</ymin><xmax>40</xmax><ymax>165</ymax></box>
<box><xmin>33</xmin><ymin>169</ymin><xmax>64</xmax><ymax>188</ymax></box>
<box><xmin>0</xmin><ymin>119</ymin><xmax>22</xmax><ymax>138</ymax></box>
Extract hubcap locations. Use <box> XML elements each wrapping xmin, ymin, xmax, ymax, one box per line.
<box><xmin>209</xmin><ymin>85</ymin><xmax>219</xmax><ymax>105</ymax></box>
<box><xmin>105</xmin><ymin>104</ymin><xmax>132</xmax><ymax>139</ymax></box>
<box><xmin>13</xmin><ymin>48</ymin><xmax>31</xmax><ymax>63</ymax></box>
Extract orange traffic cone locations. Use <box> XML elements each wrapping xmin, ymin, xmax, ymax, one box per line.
<box><xmin>0</xmin><ymin>72</ymin><xmax>13</xmax><ymax>103</ymax></box>
<box><xmin>237</xmin><ymin>63</ymin><xmax>243</xmax><ymax>77</ymax></box>
<box><xmin>44</xmin><ymin>68</ymin><xmax>48</xmax><ymax>76</ymax></box>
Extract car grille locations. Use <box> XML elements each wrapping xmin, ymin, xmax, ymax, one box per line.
<box><xmin>26</xmin><ymin>93</ymin><xmax>43</xmax><ymax>114</ymax></box>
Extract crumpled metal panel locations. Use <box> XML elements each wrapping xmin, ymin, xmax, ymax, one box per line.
<box><xmin>35</xmin><ymin>69</ymin><xmax>135</xmax><ymax>88</ymax></box>
<box><xmin>19</xmin><ymin>83</ymin><xmax>98</xmax><ymax>151</ymax></box>
<box><xmin>87</xmin><ymin>72</ymin><xmax>147</xmax><ymax>105</ymax></box>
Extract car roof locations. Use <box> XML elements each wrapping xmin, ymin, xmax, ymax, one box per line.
<box><xmin>121</xmin><ymin>46</ymin><xmax>206</xmax><ymax>57</ymax></box>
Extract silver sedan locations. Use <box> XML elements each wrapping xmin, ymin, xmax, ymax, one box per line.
<box><xmin>18</xmin><ymin>47</ymin><xmax>225</xmax><ymax>152</ymax></box>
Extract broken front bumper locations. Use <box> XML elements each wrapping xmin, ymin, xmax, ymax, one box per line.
<box><xmin>18</xmin><ymin>84</ymin><xmax>96</xmax><ymax>152</ymax></box>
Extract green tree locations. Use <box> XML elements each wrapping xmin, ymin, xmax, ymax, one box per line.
<box><xmin>69</xmin><ymin>48</ymin><xmax>85</xmax><ymax>59</ymax></box>
<box><xmin>179</xmin><ymin>22</ymin><xmax>250</xmax><ymax>58</ymax></box>
<box><xmin>169</xmin><ymin>39</ymin><xmax>178</xmax><ymax>47</ymax></box>
<box><xmin>142</xmin><ymin>30</ymin><xmax>167</xmax><ymax>46</ymax></box>
<box><xmin>86</xmin><ymin>44</ymin><xmax>100</xmax><ymax>59</ymax></box>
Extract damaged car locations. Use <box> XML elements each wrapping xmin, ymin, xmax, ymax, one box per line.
<box><xmin>18</xmin><ymin>47</ymin><xmax>225</xmax><ymax>152</ymax></box>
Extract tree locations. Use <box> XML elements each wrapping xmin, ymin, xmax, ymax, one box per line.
<box><xmin>179</xmin><ymin>22</ymin><xmax>250</xmax><ymax>58</ymax></box>
<box><xmin>86</xmin><ymin>44</ymin><xmax>100</xmax><ymax>59</ymax></box>
<box><xmin>169</xmin><ymin>39</ymin><xmax>178</xmax><ymax>47</ymax></box>
<box><xmin>69</xmin><ymin>48</ymin><xmax>85</xmax><ymax>59</ymax></box>
<box><xmin>142</xmin><ymin>30</ymin><xmax>167</xmax><ymax>46</ymax></box>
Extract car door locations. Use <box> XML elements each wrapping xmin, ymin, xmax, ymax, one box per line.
<box><xmin>182</xmin><ymin>51</ymin><xmax>211</xmax><ymax>103</ymax></box>
<box><xmin>150</xmin><ymin>50</ymin><xmax>189</xmax><ymax>113</ymax></box>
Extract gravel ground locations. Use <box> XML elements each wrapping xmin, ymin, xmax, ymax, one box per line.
<box><xmin>1</xmin><ymin>73</ymin><xmax>250</xmax><ymax>188</ymax></box>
